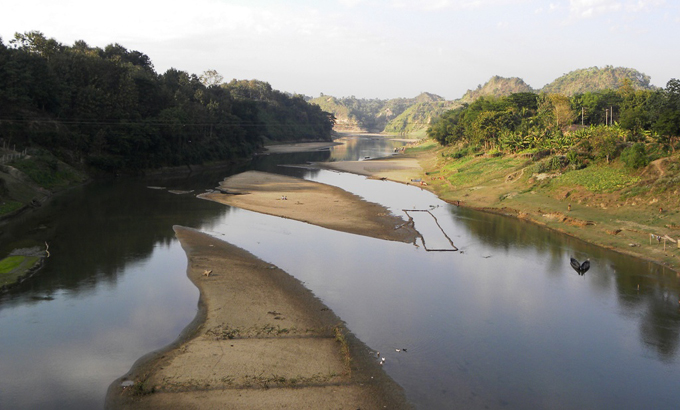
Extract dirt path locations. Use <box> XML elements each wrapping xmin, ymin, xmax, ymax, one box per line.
<box><xmin>108</xmin><ymin>226</ymin><xmax>411</xmax><ymax>409</ymax></box>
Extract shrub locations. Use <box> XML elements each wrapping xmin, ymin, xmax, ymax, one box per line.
<box><xmin>620</xmin><ymin>143</ymin><xmax>649</xmax><ymax>169</ymax></box>
<box><xmin>565</xmin><ymin>150</ymin><xmax>588</xmax><ymax>170</ymax></box>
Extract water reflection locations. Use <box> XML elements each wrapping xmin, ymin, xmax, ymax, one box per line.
<box><xmin>0</xmin><ymin>240</ymin><xmax>199</xmax><ymax>409</ymax></box>
<box><xmin>0</xmin><ymin>172</ymin><xmax>232</xmax><ymax>409</ymax></box>
<box><xmin>1</xmin><ymin>136</ymin><xmax>680</xmax><ymax>409</ymax></box>
<box><xmin>275</xmin><ymin>168</ymin><xmax>680</xmax><ymax>409</ymax></box>
<box><xmin>327</xmin><ymin>135</ymin><xmax>403</xmax><ymax>161</ymax></box>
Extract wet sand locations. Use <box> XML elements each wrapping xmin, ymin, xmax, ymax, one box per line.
<box><xmin>107</xmin><ymin>226</ymin><xmax>411</xmax><ymax>409</ymax></box>
<box><xmin>200</xmin><ymin>171</ymin><xmax>419</xmax><ymax>243</ymax></box>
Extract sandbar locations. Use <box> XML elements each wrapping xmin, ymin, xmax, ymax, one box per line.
<box><xmin>200</xmin><ymin>171</ymin><xmax>418</xmax><ymax>243</ymax></box>
<box><xmin>107</xmin><ymin>226</ymin><xmax>411</xmax><ymax>409</ymax></box>
<box><xmin>313</xmin><ymin>156</ymin><xmax>425</xmax><ymax>186</ymax></box>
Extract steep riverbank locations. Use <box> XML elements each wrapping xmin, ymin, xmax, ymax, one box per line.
<box><xmin>107</xmin><ymin>226</ymin><xmax>411</xmax><ymax>409</ymax></box>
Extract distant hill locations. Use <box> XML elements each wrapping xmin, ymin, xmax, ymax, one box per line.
<box><xmin>309</xmin><ymin>92</ymin><xmax>448</xmax><ymax>134</ymax></box>
<box><xmin>540</xmin><ymin>66</ymin><xmax>654</xmax><ymax>96</ymax></box>
<box><xmin>310</xmin><ymin>66</ymin><xmax>658</xmax><ymax>135</ymax></box>
<box><xmin>460</xmin><ymin>76</ymin><xmax>534</xmax><ymax>103</ymax></box>
<box><xmin>383</xmin><ymin>100</ymin><xmax>460</xmax><ymax>135</ymax></box>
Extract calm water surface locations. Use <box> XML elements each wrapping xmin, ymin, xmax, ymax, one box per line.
<box><xmin>1</xmin><ymin>136</ymin><xmax>679</xmax><ymax>409</ymax></box>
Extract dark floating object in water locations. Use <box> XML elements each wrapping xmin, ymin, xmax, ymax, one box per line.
<box><xmin>570</xmin><ymin>257</ymin><xmax>590</xmax><ymax>275</ymax></box>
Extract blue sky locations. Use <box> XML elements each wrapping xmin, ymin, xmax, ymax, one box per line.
<box><xmin>2</xmin><ymin>0</ymin><xmax>678</xmax><ymax>99</ymax></box>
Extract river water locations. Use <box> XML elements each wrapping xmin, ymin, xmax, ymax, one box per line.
<box><xmin>1</xmin><ymin>136</ymin><xmax>680</xmax><ymax>409</ymax></box>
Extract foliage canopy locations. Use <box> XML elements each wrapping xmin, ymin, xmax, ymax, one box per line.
<box><xmin>0</xmin><ymin>32</ymin><xmax>334</xmax><ymax>174</ymax></box>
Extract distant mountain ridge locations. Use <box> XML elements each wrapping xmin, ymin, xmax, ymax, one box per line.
<box><xmin>310</xmin><ymin>66</ymin><xmax>657</xmax><ymax>135</ymax></box>
<box><xmin>309</xmin><ymin>92</ymin><xmax>450</xmax><ymax>134</ymax></box>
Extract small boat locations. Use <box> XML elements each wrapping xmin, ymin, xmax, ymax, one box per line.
<box><xmin>570</xmin><ymin>257</ymin><xmax>590</xmax><ymax>275</ymax></box>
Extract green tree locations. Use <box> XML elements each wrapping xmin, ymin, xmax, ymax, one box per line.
<box><xmin>10</xmin><ymin>31</ymin><xmax>62</xmax><ymax>61</ymax></box>
<box><xmin>652</xmin><ymin>79</ymin><xmax>680</xmax><ymax>153</ymax></box>
<box><xmin>589</xmin><ymin>125</ymin><xmax>626</xmax><ymax>163</ymax></box>
<box><xmin>549</xmin><ymin>94</ymin><xmax>577</xmax><ymax>131</ymax></box>
<box><xmin>199</xmin><ymin>69</ymin><xmax>224</xmax><ymax>87</ymax></box>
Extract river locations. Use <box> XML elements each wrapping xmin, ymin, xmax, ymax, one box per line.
<box><xmin>1</xmin><ymin>136</ymin><xmax>679</xmax><ymax>409</ymax></box>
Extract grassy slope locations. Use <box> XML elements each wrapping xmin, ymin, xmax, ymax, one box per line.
<box><xmin>0</xmin><ymin>255</ymin><xmax>41</xmax><ymax>288</ymax></box>
<box><xmin>1</xmin><ymin>152</ymin><xmax>87</xmax><ymax>217</ymax></box>
<box><xmin>415</xmin><ymin>142</ymin><xmax>680</xmax><ymax>271</ymax></box>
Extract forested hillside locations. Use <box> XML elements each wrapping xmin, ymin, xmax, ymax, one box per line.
<box><xmin>541</xmin><ymin>66</ymin><xmax>654</xmax><ymax>96</ymax></box>
<box><xmin>460</xmin><ymin>76</ymin><xmax>534</xmax><ymax>103</ymax></box>
<box><xmin>0</xmin><ymin>31</ymin><xmax>333</xmax><ymax>175</ymax></box>
<box><xmin>312</xmin><ymin>67</ymin><xmax>656</xmax><ymax>136</ymax></box>
<box><xmin>309</xmin><ymin>92</ymin><xmax>448</xmax><ymax>134</ymax></box>
<box><xmin>383</xmin><ymin>100</ymin><xmax>460</xmax><ymax>136</ymax></box>
<box><xmin>225</xmin><ymin>79</ymin><xmax>333</xmax><ymax>143</ymax></box>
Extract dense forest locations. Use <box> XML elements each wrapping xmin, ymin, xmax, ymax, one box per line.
<box><xmin>0</xmin><ymin>31</ymin><xmax>333</xmax><ymax>174</ymax></box>
<box><xmin>427</xmin><ymin>78</ymin><xmax>680</xmax><ymax>169</ymax></box>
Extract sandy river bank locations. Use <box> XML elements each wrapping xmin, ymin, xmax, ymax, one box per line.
<box><xmin>200</xmin><ymin>170</ymin><xmax>419</xmax><ymax>244</ymax></box>
<box><xmin>107</xmin><ymin>169</ymin><xmax>419</xmax><ymax>409</ymax></box>
<box><xmin>108</xmin><ymin>226</ymin><xmax>412</xmax><ymax>409</ymax></box>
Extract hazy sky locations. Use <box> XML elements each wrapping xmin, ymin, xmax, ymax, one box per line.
<box><xmin>2</xmin><ymin>0</ymin><xmax>678</xmax><ymax>99</ymax></box>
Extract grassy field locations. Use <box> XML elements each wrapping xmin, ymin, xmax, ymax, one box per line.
<box><xmin>0</xmin><ymin>255</ymin><xmax>41</xmax><ymax>288</ymax></box>
<box><xmin>1</xmin><ymin>151</ymin><xmax>87</xmax><ymax>219</ymax></box>
<box><xmin>0</xmin><ymin>200</ymin><xmax>23</xmax><ymax>216</ymax></box>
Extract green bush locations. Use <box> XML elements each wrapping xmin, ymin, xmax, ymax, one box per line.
<box><xmin>448</xmin><ymin>145</ymin><xmax>479</xmax><ymax>159</ymax></box>
<box><xmin>565</xmin><ymin>150</ymin><xmax>588</xmax><ymax>170</ymax></box>
<box><xmin>620</xmin><ymin>143</ymin><xmax>649</xmax><ymax>169</ymax></box>
<box><xmin>549</xmin><ymin>156</ymin><xmax>565</xmax><ymax>171</ymax></box>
